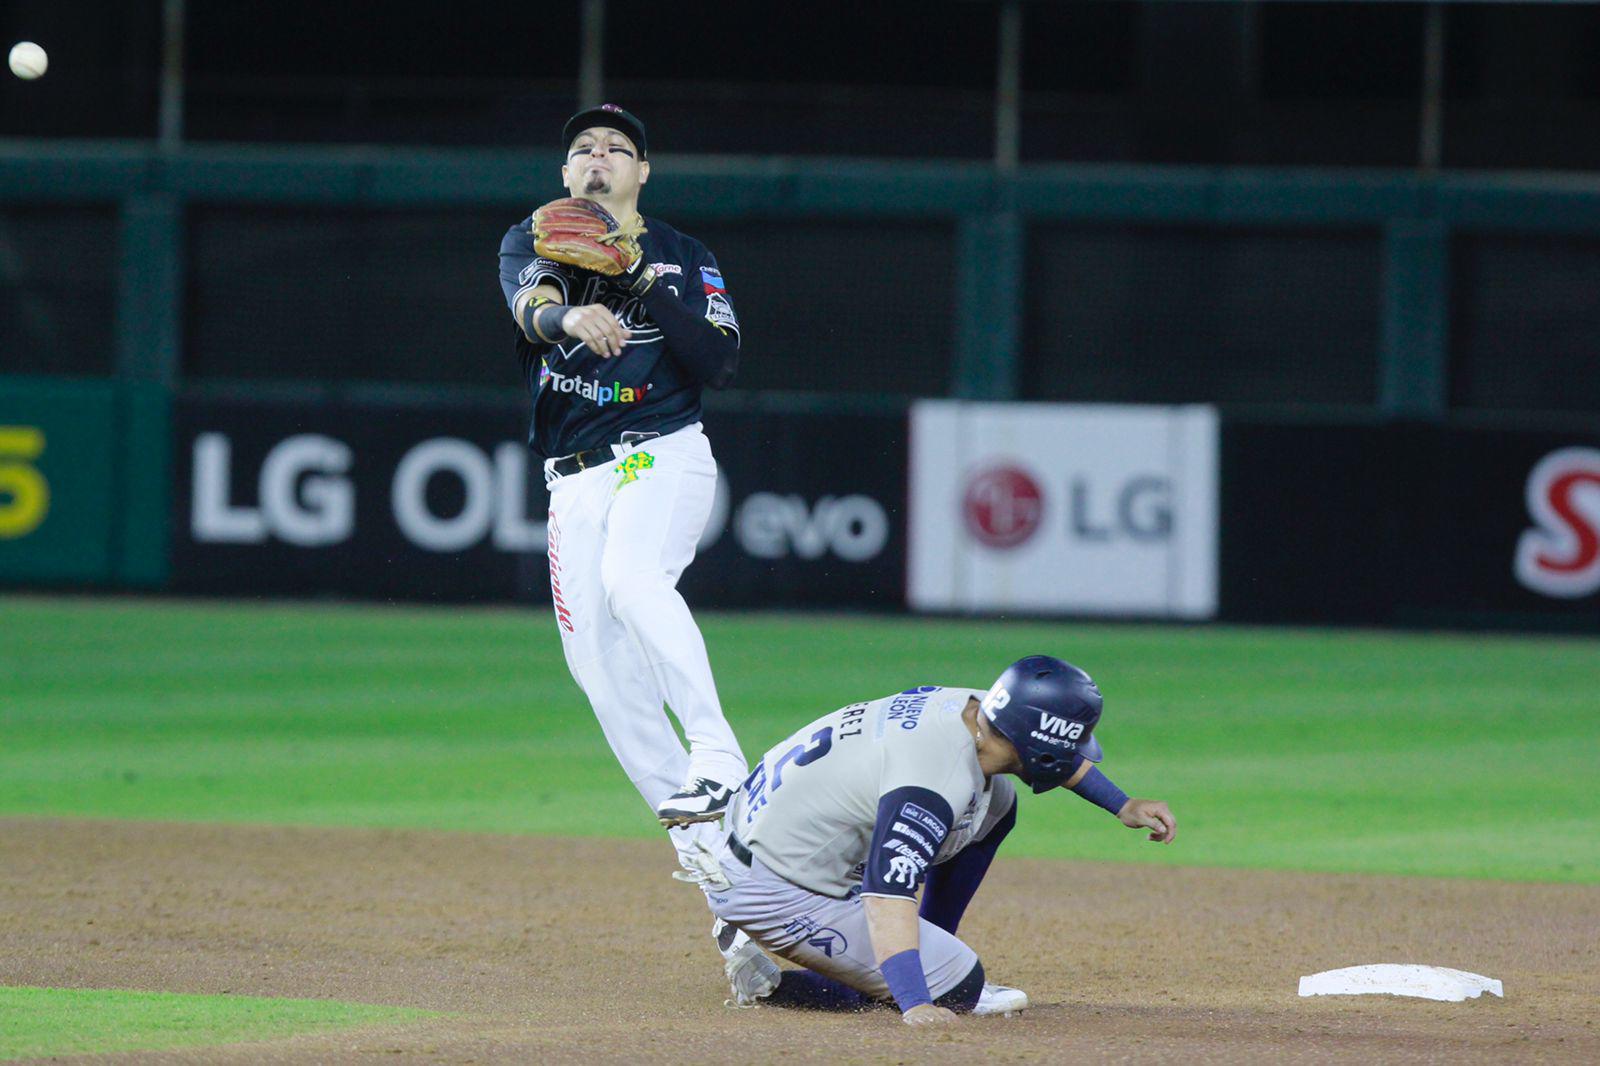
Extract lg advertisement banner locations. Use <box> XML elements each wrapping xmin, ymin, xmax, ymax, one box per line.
<box><xmin>907</xmin><ymin>401</ymin><xmax>1219</xmax><ymax>618</ymax></box>
<box><xmin>172</xmin><ymin>395</ymin><xmax>905</xmax><ymax>606</ymax></box>
<box><xmin>174</xmin><ymin>396</ymin><xmax>543</xmax><ymax>601</ymax></box>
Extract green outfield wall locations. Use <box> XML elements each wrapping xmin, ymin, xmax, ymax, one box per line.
<box><xmin>5</xmin><ymin>142</ymin><xmax>1600</xmax><ymax>414</ymax></box>
<box><xmin>0</xmin><ymin>377</ymin><xmax>168</xmax><ymax>587</ymax></box>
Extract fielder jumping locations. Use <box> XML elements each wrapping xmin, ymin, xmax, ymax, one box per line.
<box><xmin>496</xmin><ymin>105</ymin><xmax>759</xmax><ymax>981</ymax></box>
<box><xmin>680</xmin><ymin>655</ymin><xmax>1177</xmax><ymax>1023</ymax></box>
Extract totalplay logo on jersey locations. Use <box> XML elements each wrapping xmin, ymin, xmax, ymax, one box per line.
<box><xmin>544</xmin><ymin>369</ymin><xmax>653</xmax><ymax>406</ymax></box>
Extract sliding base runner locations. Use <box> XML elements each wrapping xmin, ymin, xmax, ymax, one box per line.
<box><xmin>687</xmin><ymin>656</ymin><xmax>1177</xmax><ymax>1024</ymax></box>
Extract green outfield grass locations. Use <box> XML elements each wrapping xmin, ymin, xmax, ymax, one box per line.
<box><xmin>3</xmin><ymin>596</ymin><xmax>1597</xmax><ymax>883</ymax></box>
<box><xmin>0</xmin><ymin>986</ymin><xmax>429</xmax><ymax>1060</ymax></box>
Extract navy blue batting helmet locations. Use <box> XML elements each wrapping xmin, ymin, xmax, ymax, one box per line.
<box><xmin>980</xmin><ymin>655</ymin><xmax>1105</xmax><ymax>793</ymax></box>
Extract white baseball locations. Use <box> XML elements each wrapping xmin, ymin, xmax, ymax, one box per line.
<box><xmin>9</xmin><ymin>41</ymin><xmax>48</xmax><ymax>81</ymax></box>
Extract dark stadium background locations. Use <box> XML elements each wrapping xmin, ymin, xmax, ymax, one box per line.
<box><xmin>3</xmin><ymin>0</ymin><xmax>1599</xmax><ymax>629</ymax></box>
<box><xmin>11</xmin><ymin>1</ymin><xmax>1600</xmax><ymax>169</ymax></box>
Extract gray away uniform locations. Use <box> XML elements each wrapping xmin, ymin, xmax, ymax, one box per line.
<box><xmin>706</xmin><ymin>686</ymin><xmax>1016</xmax><ymax>1001</ymax></box>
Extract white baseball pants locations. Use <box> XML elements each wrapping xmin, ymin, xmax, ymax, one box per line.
<box><xmin>543</xmin><ymin>423</ymin><xmax>747</xmax><ymax>863</ymax></box>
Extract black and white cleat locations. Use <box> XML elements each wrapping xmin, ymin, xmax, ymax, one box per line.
<box><xmin>656</xmin><ymin>777</ymin><xmax>733</xmax><ymax>827</ymax></box>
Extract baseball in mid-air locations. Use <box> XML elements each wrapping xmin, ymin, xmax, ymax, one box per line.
<box><xmin>9</xmin><ymin>41</ymin><xmax>48</xmax><ymax>80</ymax></box>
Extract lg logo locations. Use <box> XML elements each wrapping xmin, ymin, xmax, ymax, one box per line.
<box><xmin>1515</xmin><ymin>447</ymin><xmax>1600</xmax><ymax>599</ymax></box>
<box><xmin>963</xmin><ymin>466</ymin><xmax>1042</xmax><ymax>548</ymax></box>
<box><xmin>962</xmin><ymin>463</ymin><xmax>1174</xmax><ymax>551</ymax></box>
<box><xmin>191</xmin><ymin>433</ymin><xmax>546</xmax><ymax>551</ymax></box>
<box><xmin>192</xmin><ymin>434</ymin><xmax>353</xmax><ymax>547</ymax></box>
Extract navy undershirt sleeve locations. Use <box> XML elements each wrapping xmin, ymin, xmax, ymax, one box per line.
<box><xmin>636</xmin><ymin>280</ymin><xmax>740</xmax><ymax>389</ymax></box>
<box><xmin>498</xmin><ymin>226</ymin><xmax>532</xmax><ymax>312</ymax></box>
<box><xmin>861</xmin><ymin>786</ymin><xmax>954</xmax><ymax>899</ymax></box>
<box><xmin>920</xmin><ymin>794</ymin><xmax>1017</xmax><ymax>935</ymax></box>
<box><xmin>1071</xmin><ymin>765</ymin><xmax>1129</xmax><ymax>815</ymax></box>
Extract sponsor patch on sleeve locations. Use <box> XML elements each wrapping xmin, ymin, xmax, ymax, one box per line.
<box><xmin>900</xmin><ymin>802</ymin><xmax>948</xmax><ymax>840</ymax></box>
<box><xmin>704</xmin><ymin>290</ymin><xmax>739</xmax><ymax>333</ymax></box>
<box><xmin>519</xmin><ymin>257</ymin><xmax>572</xmax><ymax>300</ymax></box>
<box><xmin>700</xmin><ymin>266</ymin><xmax>726</xmax><ymax>295</ymax></box>
<box><xmin>860</xmin><ymin>786</ymin><xmax>953</xmax><ymax>899</ymax></box>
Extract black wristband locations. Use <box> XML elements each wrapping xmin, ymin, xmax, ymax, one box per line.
<box><xmin>523</xmin><ymin>299</ymin><xmax>570</xmax><ymax>344</ymax></box>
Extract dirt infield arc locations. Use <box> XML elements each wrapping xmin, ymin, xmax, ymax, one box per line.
<box><xmin>2</xmin><ymin>819</ymin><xmax>1595</xmax><ymax>1063</ymax></box>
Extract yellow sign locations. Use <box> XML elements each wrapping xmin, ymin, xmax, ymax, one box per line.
<box><xmin>0</xmin><ymin>426</ymin><xmax>50</xmax><ymax>539</ymax></box>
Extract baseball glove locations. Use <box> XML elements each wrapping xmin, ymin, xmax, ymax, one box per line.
<box><xmin>531</xmin><ymin>197</ymin><xmax>646</xmax><ymax>277</ymax></box>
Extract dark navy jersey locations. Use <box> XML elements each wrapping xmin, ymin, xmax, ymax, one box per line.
<box><xmin>498</xmin><ymin>214</ymin><xmax>741</xmax><ymax>459</ymax></box>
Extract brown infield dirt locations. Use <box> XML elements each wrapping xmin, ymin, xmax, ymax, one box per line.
<box><xmin>1</xmin><ymin>818</ymin><xmax>1596</xmax><ymax>1064</ymax></box>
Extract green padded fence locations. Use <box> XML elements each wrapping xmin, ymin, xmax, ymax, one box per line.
<box><xmin>7</xmin><ymin>142</ymin><xmax>1600</xmax><ymax>411</ymax></box>
<box><xmin>0</xmin><ymin>376</ymin><xmax>168</xmax><ymax>587</ymax></box>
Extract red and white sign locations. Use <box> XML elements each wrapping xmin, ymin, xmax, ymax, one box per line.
<box><xmin>908</xmin><ymin>402</ymin><xmax>1218</xmax><ymax>618</ymax></box>
<box><xmin>962</xmin><ymin>465</ymin><xmax>1044</xmax><ymax>549</ymax></box>
<box><xmin>1514</xmin><ymin>447</ymin><xmax>1600</xmax><ymax>599</ymax></box>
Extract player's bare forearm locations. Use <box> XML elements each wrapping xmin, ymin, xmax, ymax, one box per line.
<box><xmin>511</xmin><ymin>282</ymin><xmax>568</xmax><ymax>343</ymax></box>
<box><xmin>512</xmin><ymin>283</ymin><xmax>565</xmax><ymax>325</ymax></box>
<box><xmin>861</xmin><ymin>894</ymin><xmax>921</xmax><ymax>964</ymax></box>
<box><xmin>863</xmin><ymin>896</ymin><xmax>959</xmax><ymax>1026</ymax></box>
<box><xmin>1117</xmin><ymin>798</ymin><xmax>1177</xmax><ymax>843</ymax></box>
<box><xmin>512</xmin><ymin>283</ymin><xmax>632</xmax><ymax>356</ymax></box>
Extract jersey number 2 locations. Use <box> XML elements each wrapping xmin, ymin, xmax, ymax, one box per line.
<box><xmin>742</xmin><ymin>726</ymin><xmax>832</xmax><ymax>823</ymax></box>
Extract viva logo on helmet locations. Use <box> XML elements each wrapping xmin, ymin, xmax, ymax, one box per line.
<box><xmin>1038</xmin><ymin>713</ymin><xmax>1086</xmax><ymax>740</ymax></box>
<box><xmin>984</xmin><ymin>683</ymin><xmax>1081</xmax><ymax>749</ymax></box>
<box><xmin>984</xmin><ymin>665</ymin><xmax>1096</xmax><ymax>740</ymax></box>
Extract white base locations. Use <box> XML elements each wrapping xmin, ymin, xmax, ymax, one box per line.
<box><xmin>1298</xmin><ymin>964</ymin><xmax>1503</xmax><ymax>1002</ymax></box>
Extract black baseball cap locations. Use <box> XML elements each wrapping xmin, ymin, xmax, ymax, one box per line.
<box><xmin>562</xmin><ymin>104</ymin><xmax>647</xmax><ymax>159</ymax></box>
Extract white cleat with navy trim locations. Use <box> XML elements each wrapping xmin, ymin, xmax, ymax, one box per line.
<box><xmin>973</xmin><ymin>981</ymin><xmax>1029</xmax><ymax>1016</ymax></box>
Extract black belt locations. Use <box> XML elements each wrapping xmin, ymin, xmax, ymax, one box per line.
<box><xmin>726</xmin><ymin>832</ymin><xmax>753</xmax><ymax>867</ymax></box>
<box><xmin>546</xmin><ymin>446</ymin><xmax>618</xmax><ymax>479</ymax></box>
<box><xmin>547</xmin><ymin>431</ymin><xmax>661</xmax><ymax>480</ymax></box>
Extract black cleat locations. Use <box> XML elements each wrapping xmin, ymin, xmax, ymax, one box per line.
<box><xmin>657</xmin><ymin>777</ymin><xmax>733</xmax><ymax>827</ymax></box>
